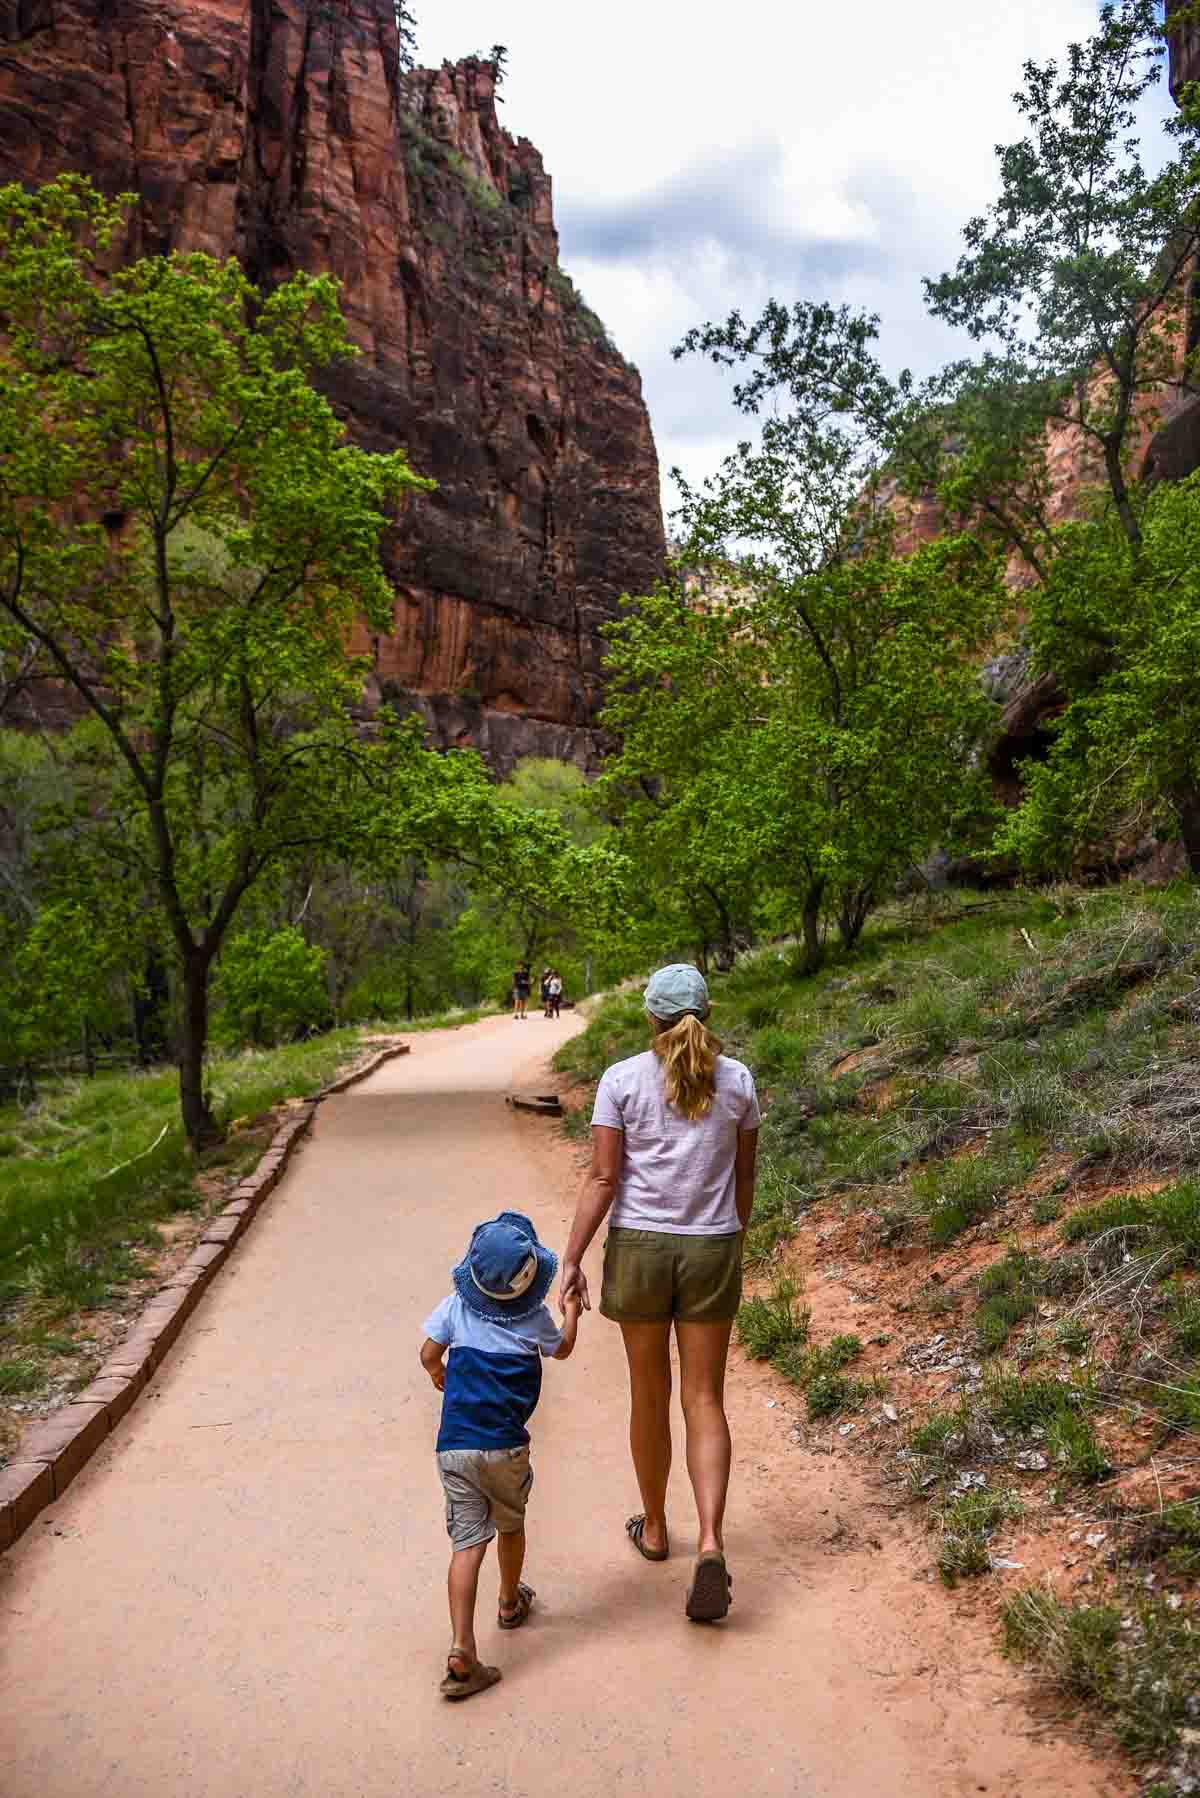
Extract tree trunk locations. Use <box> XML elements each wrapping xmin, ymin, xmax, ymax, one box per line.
<box><xmin>1175</xmin><ymin>783</ymin><xmax>1200</xmax><ymax>876</ymax></box>
<box><xmin>133</xmin><ymin>950</ymin><xmax>169</xmax><ymax>1066</ymax></box>
<box><xmin>838</xmin><ymin>883</ymin><xmax>874</xmax><ymax>951</ymax></box>
<box><xmin>178</xmin><ymin>954</ymin><xmax>220</xmax><ymax>1150</ymax></box>
<box><xmin>795</xmin><ymin>880</ymin><xmax>825</xmax><ymax>976</ymax></box>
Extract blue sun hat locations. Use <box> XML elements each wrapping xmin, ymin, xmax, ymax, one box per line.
<box><xmin>643</xmin><ymin>963</ymin><xmax>711</xmax><ymax>1022</ymax></box>
<box><xmin>453</xmin><ymin>1211</ymin><xmax>558</xmax><ymax>1324</ymax></box>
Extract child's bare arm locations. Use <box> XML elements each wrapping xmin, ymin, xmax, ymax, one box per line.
<box><xmin>419</xmin><ymin>1336</ymin><xmax>447</xmax><ymax>1390</ymax></box>
<box><xmin>551</xmin><ymin>1294</ymin><xmax>582</xmax><ymax>1361</ymax></box>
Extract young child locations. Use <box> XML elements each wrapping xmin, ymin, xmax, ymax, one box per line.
<box><xmin>420</xmin><ymin>1209</ymin><xmax>580</xmax><ymax>1700</ymax></box>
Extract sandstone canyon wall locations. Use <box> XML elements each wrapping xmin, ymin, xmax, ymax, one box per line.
<box><xmin>0</xmin><ymin>4</ymin><xmax>666</xmax><ymax>769</ymax></box>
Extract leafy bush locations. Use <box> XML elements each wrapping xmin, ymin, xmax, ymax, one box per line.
<box><xmin>216</xmin><ymin>929</ymin><xmax>330</xmax><ymax>1048</ymax></box>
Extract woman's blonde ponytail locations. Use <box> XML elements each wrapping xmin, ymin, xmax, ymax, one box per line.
<box><xmin>651</xmin><ymin>1011</ymin><xmax>721</xmax><ymax>1120</ymax></box>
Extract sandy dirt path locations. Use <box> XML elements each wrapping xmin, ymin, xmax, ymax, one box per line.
<box><xmin>0</xmin><ymin>1013</ymin><xmax>1120</xmax><ymax>1797</ymax></box>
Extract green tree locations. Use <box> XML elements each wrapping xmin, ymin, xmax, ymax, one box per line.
<box><xmin>923</xmin><ymin>0</ymin><xmax>1200</xmax><ymax>556</ymax></box>
<box><xmin>216</xmin><ymin>927</ymin><xmax>329</xmax><ymax>1047</ymax></box>
<box><xmin>995</xmin><ymin>473</ymin><xmax>1200</xmax><ymax>872</ymax></box>
<box><xmin>0</xmin><ymin>175</ymin><xmax>431</xmax><ymax>1144</ymax></box>
<box><xmin>603</xmin><ymin>526</ymin><xmax>999</xmax><ymax>974</ymax></box>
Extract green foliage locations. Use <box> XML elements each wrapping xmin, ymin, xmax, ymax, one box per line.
<box><xmin>995</xmin><ymin>484</ymin><xmax>1200</xmax><ymax>874</ymax></box>
<box><xmin>601</xmin><ymin>531</ymin><xmax>1000</xmax><ymax>974</ymax></box>
<box><xmin>736</xmin><ymin>1277</ymin><xmax>811</xmax><ymax>1360</ymax></box>
<box><xmin>0</xmin><ymin>175</ymin><xmax>434</xmax><ymax>1143</ymax></box>
<box><xmin>216</xmin><ymin>928</ymin><xmax>329</xmax><ymax>1047</ymax></box>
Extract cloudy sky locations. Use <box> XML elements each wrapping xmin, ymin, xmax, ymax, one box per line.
<box><xmin>417</xmin><ymin>2</ymin><xmax>1174</xmax><ymax>522</ymax></box>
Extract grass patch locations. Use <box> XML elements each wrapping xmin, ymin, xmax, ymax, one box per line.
<box><xmin>935</xmin><ymin>1486</ymin><xmax>1022</xmax><ymax>1585</ymax></box>
<box><xmin>1002</xmin><ymin>1587</ymin><xmax>1200</xmax><ymax>1762</ymax></box>
<box><xmin>0</xmin><ymin>1357</ymin><xmax>43</xmax><ymax>1396</ymax></box>
<box><xmin>913</xmin><ymin>1140</ymin><xmax>1038</xmax><ymax>1247</ymax></box>
<box><xmin>736</xmin><ymin>1277</ymin><xmax>810</xmax><ymax>1361</ymax></box>
<box><xmin>975</xmin><ymin>1249</ymin><xmax>1045</xmax><ymax>1353</ymax></box>
<box><xmin>1167</xmin><ymin>1282</ymin><xmax>1200</xmax><ymax>1355</ymax></box>
<box><xmin>0</xmin><ymin>1024</ymin><xmax>397</xmax><ymax>1329</ymax></box>
<box><xmin>737</xmin><ymin>1287</ymin><xmax>875</xmax><ymax>1419</ymax></box>
<box><xmin>1060</xmin><ymin>1180</ymin><xmax>1200</xmax><ymax>1271</ymax></box>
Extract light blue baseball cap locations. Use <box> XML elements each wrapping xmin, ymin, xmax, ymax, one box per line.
<box><xmin>643</xmin><ymin>963</ymin><xmax>711</xmax><ymax>1021</ymax></box>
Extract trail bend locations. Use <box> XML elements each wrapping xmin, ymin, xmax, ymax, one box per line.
<box><xmin>0</xmin><ymin>1012</ymin><xmax>1118</xmax><ymax>1797</ymax></box>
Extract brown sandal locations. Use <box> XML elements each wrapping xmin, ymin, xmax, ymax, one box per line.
<box><xmin>626</xmin><ymin>1514</ymin><xmax>669</xmax><ymax>1562</ymax></box>
<box><xmin>498</xmin><ymin>1582</ymin><xmax>536</xmax><ymax>1630</ymax></box>
<box><xmin>440</xmin><ymin>1654</ymin><xmax>503</xmax><ymax>1700</ymax></box>
<box><xmin>686</xmin><ymin>1551</ymin><xmax>732</xmax><ymax>1622</ymax></box>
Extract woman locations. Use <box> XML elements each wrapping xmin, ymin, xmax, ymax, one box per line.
<box><xmin>512</xmin><ymin>963</ymin><xmax>531</xmax><ymax>1020</ymax></box>
<box><xmin>559</xmin><ymin>963</ymin><xmax>759</xmax><ymax>1622</ymax></box>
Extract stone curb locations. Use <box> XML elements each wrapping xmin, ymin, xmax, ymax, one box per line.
<box><xmin>0</xmin><ymin>1041</ymin><xmax>411</xmax><ymax>1555</ymax></box>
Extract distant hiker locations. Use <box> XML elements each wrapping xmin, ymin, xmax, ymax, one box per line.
<box><xmin>548</xmin><ymin>971</ymin><xmax>563</xmax><ymax>1018</ymax></box>
<box><xmin>559</xmin><ymin>963</ymin><xmax>758</xmax><ymax>1623</ymax></box>
<box><xmin>512</xmin><ymin>964</ymin><xmax>531</xmax><ymax>1019</ymax></box>
<box><xmin>420</xmin><ymin>1211</ymin><xmax>581</xmax><ymax>1700</ymax></box>
<box><xmin>540</xmin><ymin>966</ymin><xmax>552</xmax><ymax>1017</ymax></box>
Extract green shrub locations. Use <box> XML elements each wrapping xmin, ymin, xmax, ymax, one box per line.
<box><xmin>736</xmin><ymin>1278</ymin><xmax>810</xmax><ymax>1360</ymax></box>
<box><xmin>216</xmin><ymin>928</ymin><xmax>329</xmax><ymax>1048</ymax></box>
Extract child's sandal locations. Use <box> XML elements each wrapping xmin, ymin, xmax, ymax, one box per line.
<box><xmin>498</xmin><ymin>1582</ymin><xmax>536</xmax><ymax>1629</ymax></box>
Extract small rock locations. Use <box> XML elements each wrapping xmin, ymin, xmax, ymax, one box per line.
<box><xmin>1084</xmin><ymin>1530</ymin><xmax>1107</xmax><ymax>1549</ymax></box>
<box><xmin>838</xmin><ymin>1422</ymin><xmax>855</xmax><ymax>1437</ymax></box>
<box><xmin>1015</xmin><ymin>1450</ymin><xmax>1049</xmax><ymax>1472</ymax></box>
<box><xmin>881</xmin><ymin>1404</ymin><xmax>899</xmax><ymax>1424</ymax></box>
<box><xmin>1167</xmin><ymin>1592</ymin><xmax>1184</xmax><ymax>1611</ymax></box>
<box><xmin>991</xmin><ymin>1557</ymin><xmax>1024</xmax><ymax>1570</ymax></box>
<box><xmin>766</xmin><ymin>1399</ymin><xmax>777</xmax><ymax>1409</ymax></box>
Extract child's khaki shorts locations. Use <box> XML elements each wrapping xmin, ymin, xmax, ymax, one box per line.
<box><xmin>437</xmin><ymin>1446</ymin><xmax>533</xmax><ymax>1550</ymax></box>
<box><xmin>599</xmin><ymin>1227</ymin><xmax>744</xmax><ymax>1323</ymax></box>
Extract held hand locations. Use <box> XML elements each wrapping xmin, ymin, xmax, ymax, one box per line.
<box><xmin>559</xmin><ymin>1261</ymin><xmax>591</xmax><ymax>1313</ymax></box>
<box><xmin>427</xmin><ymin>1364</ymin><xmax>445</xmax><ymax>1392</ymax></box>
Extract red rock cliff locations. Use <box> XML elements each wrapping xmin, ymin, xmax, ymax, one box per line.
<box><xmin>0</xmin><ymin>5</ymin><xmax>666</xmax><ymax>768</ymax></box>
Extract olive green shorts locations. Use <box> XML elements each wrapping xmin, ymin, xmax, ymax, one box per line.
<box><xmin>599</xmin><ymin>1227</ymin><xmax>744</xmax><ymax>1324</ymax></box>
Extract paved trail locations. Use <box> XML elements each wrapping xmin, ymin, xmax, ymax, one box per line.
<box><xmin>1</xmin><ymin>1015</ymin><xmax>1119</xmax><ymax>1797</ymax></box>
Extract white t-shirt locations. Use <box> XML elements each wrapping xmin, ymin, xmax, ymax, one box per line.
<box><xmin>591</xmin><ymin>1050</ymin><xmax>760</xmax><ymax>1236</ymax></box>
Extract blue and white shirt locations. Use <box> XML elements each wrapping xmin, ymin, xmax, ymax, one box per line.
<box><xmin>421</xmin><ymin>1293</ymin><xmax>563</xmax><ymax>1453</ymax></box>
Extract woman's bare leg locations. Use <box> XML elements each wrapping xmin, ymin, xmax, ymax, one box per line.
<box><xmin>676</xmin><ymin>1320</ymin><xmax>734</xmax><ymax>1555</ymax></box>
<box><xmin>619</xmin><ymin>1320</ymin><xmax>673</xmax><ymax>1555</ymax></box>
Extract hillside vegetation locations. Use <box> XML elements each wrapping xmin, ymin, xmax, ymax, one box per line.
<box><xmin>556</xmin><ymin>884</ymin><xmax>1200</xmax><ymax>1795</ymax></box>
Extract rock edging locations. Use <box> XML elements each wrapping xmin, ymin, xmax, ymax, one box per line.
<box><xmin>0</xmin><ymin>1041</ymin><xmax>411</xmax><ymax>1554</ymax></box>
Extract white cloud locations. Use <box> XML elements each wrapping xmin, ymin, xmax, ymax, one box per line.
<box><xmin>419</xmin><ymin>3</ymin><xmax>1175</xmax><ymax>523</ymax></box>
